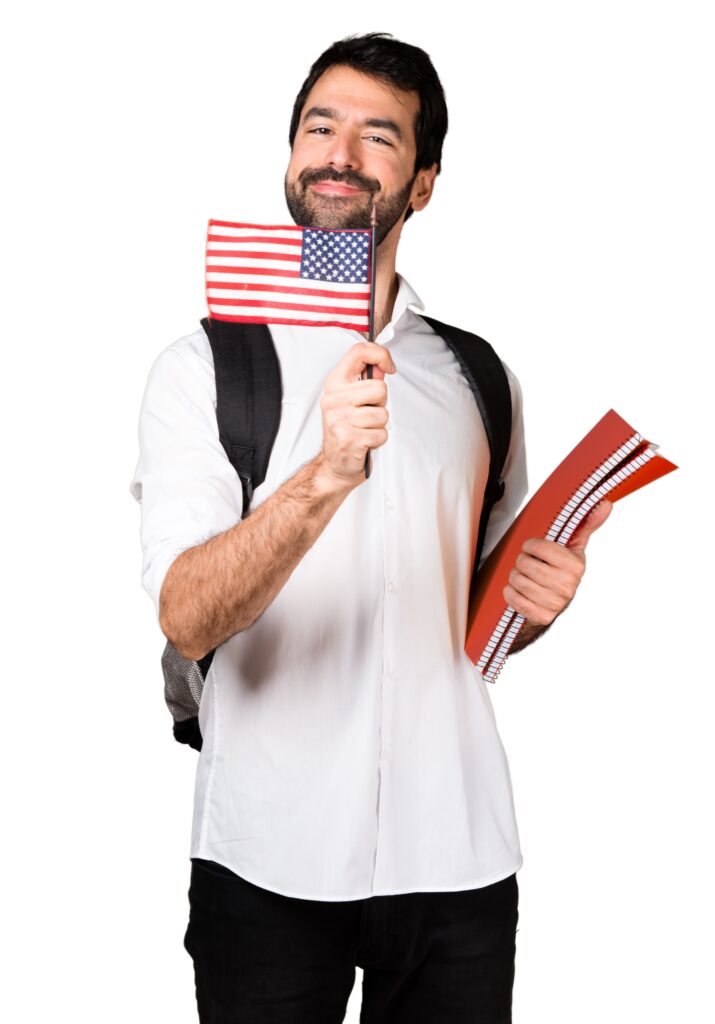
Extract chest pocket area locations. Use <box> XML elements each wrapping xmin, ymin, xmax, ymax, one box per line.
<box><xmin>419</xmin><ymin>367</ymin><xmax>487</xmax><ymax>474</ymax></box>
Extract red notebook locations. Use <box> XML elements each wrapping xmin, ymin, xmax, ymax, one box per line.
<box><xmin>466</xmin><ymin>409</ymin><xmax>678</xmax><ymax>682</ymax></box>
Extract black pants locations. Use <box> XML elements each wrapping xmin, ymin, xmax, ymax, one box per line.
<box><xmin>184</xmin><ymin>857</ymin><xmax>519</xmax><ymax>1023</ymax></box>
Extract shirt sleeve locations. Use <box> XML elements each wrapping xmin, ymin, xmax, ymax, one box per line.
<box><xmin>128</xmin><ymin>331</ymin><xmax>244</xmax><ymax>621</ymax></box>
<box><xmin>476</xmin><ymin>361</ymin><xmax>529</xmax><ymax>571</ymax></box>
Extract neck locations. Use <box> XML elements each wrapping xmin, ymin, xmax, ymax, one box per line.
<box><xmin>358</xmin><ymin>234</ymin><xmax>400</xmax><ymax>340</ymax></box>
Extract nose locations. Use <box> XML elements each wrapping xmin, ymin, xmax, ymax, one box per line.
<box><xmin>322</xmin><ymin>128</ymin><xmax>362</xmax><ymax>173</ymax></box>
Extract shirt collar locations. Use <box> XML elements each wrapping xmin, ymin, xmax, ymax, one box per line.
<box><xmin>390</xmin><ymin>271</ymin><xmax>426</xmax><ymax>331</ymax></box>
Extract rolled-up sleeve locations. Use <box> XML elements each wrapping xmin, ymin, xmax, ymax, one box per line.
<box><xmin>476</xmin><ymin>361</ymin><xmax>529</xmax><ymax>571</ymax></box>
<box><xmin>128</xmin><ymin>330</ymin><xmax>244</xmax><ymax>621</ymax></box>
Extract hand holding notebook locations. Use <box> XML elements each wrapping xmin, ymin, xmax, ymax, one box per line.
<box><xmin>467</xmin><ymin>409</ymin><xmax>678</xmax><ymax>682</ymax></box>
<box><xmin>502</xmin><ymin>496</ymin><xmax>613</xmax><ymax>644</ymax></box>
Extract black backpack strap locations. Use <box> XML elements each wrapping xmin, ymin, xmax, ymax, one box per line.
<box><xmin>418</xmin><ymin>313</ymin><xmax>512</xmax><ymax>574</ymax></box>
<box><xmin>200</xmin><ymin>317</ymin><xmax>283</xmax><ymax>519</ymax></box>
<box><xmin>173</xmin><ymin>318</ymin><xmax>283</xmax><ymax>745</ymax></box>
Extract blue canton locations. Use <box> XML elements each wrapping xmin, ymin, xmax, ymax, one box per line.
<box><xmin>300</xmin><ymin>229</ymin><xmax>370</xmax><ymax>283</ymax></box>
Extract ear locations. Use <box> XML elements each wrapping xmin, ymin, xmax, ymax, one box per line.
<box><xmin>410</xmin><ymin>163</ymin><xmax>438</xmax><ymax>213</ymax></box>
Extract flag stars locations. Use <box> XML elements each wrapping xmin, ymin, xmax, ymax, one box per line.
<box><xmin>300</xmin><ymin>228</ymin><xmax>370</xmax><ymax>284</ymax></box>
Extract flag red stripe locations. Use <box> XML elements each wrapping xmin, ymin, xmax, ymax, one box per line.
<box><xmin>206</xmin><ymin>281</ymin><xmax>370</xmax><ymax>300</ymax></box>
<box><xmin>206</xmin><ymin>249</ymin><xmax>302</xmax><ymax>262</ymax></box>
<box><xmin>208</xmin><ymin>313</ymin><xmax>368</xmax><ymax>328</ymax></box>
<box><xmin>206</xmin><ymin>265</ymin><xmax>301</xmax><ymax>278</ymax></box>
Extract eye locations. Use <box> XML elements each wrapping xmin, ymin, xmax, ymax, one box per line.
<box><xmin>307</xmin><ymin>127</ymin><xmax>391</xmax><ymax>146</ymax></box>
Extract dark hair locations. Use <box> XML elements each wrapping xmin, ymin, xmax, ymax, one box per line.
<box><xmin>288</xmin><ymin>32</ymin><xmax>448</xmax><ymax>222</ymax></box>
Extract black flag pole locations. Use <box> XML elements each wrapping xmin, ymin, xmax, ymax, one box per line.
<box><xmin>363</xmin><ymin>202</ymin><xmax>378</xmax><ymax>479</ymax></box>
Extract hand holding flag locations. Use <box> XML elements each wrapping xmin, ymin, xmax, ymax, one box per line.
<box><xmin>319</xmin><ymin>339</ymin><xmax>396</xmax><ymax>489</ymax></box>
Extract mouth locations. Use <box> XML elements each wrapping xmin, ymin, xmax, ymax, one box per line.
<box><xmin>310</xmin><ymin>181</ymin><xmax>367</xmax><ymax>197</ymax></box>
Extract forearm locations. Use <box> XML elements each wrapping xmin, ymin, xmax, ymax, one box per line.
<box><xmin>508</xmin><ymin>618</ymin><xmax>552</xmax><ymax>654</ymax></box>
<box><xmin>159</xmin><ymin>452</ymin><xmax>356</xmax><ymax>661</ymax></box>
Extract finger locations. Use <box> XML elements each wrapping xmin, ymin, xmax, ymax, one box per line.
<box><xmin>330</xmin><ymin>343</ymin><xmax>397</xmax><ymax>386</ymax></box>
<box><xmin>502</xmin><ymin>583</ymin><xmax>556</xmax><ymax>627</ymax></box>
<box><xmin>324</xmin><ymin>404</ymin><xmax>389</xmax><ymax>430</ymax></box>
<box><xmin>507</xmin><ymin>567</ymin><xmax>571</xmax><ymax>612</ymax></box>
<box><xmin>567</xmin><ymin>499</ymin><xmax>613</xmax><ymax>552</ymax></box>
<box><xmin>321</xmin><ymin>379</ymin><xmax>388</xmax><ymax>409</ymax></box>
<box><xmin>520</xmin><ymin>538</ymin><xmax>585</xmax><ymax>574</ymax></box>
<box><xmin>347</xmin><ymin>405</ymin><xmax>389</xmax><ymax>427</ymax></box>
<box><xmin>514</xmin><ymin>551</ymin><xmax>582</xmax><ymax>594</ymax></box>
<box><xmin>343</xmin><ymin>426</ymin><xmax>390</xmax><ymax>452</ymax></box>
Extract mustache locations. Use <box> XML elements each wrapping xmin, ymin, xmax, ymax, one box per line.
<box><xmin>300</xmin><ymin>167</ymin><xmax>380</xmax><ymax>193</ymax></box>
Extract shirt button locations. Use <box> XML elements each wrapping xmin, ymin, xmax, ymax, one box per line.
<box><xmin>384</xmin><ymin>496</ymin><xmax>394</xmax><ymax>509</ymax></box>
<box><xmin>387</xmin><ymin>581</ymin><xmax>395</xmax><ymax>592</ymax></box>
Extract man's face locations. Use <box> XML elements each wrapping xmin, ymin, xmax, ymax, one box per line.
<box><xmin>285</xmin><ymin>64</ymin><xmax>433</xmax><ymax>247</ymax></box>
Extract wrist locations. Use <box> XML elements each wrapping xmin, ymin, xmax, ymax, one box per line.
<box><xmin>311</xmin><ymin>452</ymin><xmax>360</xmax><ymax>499</ymax></box>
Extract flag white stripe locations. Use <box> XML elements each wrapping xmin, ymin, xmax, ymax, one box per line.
<box><xmin>207</xmin><ymin>223</ymin><xmax>303</xmax><ymax>239</ymax></box>
<box><xmin>207</xmin><ymin>303</ymin><xmax>369</xmax><ymax>326</ymax></box>
<box><xmin>207</xmin><ymin>240</ymin><xmax>302</xmax><ymax>256</ymax></box>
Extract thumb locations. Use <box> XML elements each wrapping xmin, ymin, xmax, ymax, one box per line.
<box><xmin>567</xmin><ymin>498</ymin><xmax>613</xmax><ymax>553</ymax></box>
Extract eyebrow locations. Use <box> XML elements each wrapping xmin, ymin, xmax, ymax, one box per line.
<box><xmin>301</xmin><ymin>105</ymin><xmax>404</xmax><ymax>143</ymax></box>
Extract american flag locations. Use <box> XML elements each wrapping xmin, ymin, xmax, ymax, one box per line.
<box><xmin>205</xmin><ymin>219</ymin><xmax>373</xmax><ymax>330</ymax></box>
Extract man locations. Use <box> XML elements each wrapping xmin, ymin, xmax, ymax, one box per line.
<box><xmin>130</xmin><ymin>31</ymin><xmax>610</xmax><ymax>1023</ymax></box>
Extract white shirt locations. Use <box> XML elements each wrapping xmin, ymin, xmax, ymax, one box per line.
<box><xmin>129</xmin><ymin>272</ymin><xmax>529</xmax><ymax>901</ymax></box>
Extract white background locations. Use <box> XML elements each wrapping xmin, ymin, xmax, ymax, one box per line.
<box><xmin>2</xmin><ymin>1</ymin><xmax>712</xmax><ymax>1020</ymax></box>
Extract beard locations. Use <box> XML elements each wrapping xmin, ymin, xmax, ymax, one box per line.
<box><xmin>284</xmin><ymin>165</ymin><xmax>417</xmax><ymax>247</ymax></box>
